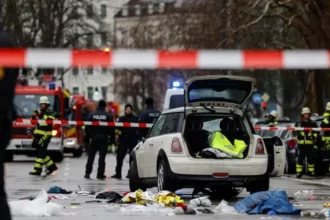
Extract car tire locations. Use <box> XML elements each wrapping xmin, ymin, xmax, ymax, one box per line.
<box><xmin>129</xmin><ymin>160</ymin><xmax>146</xmax><ymax>191</ymax></box>
<box><xmin>157</xmin><ymin>160</ymin><xmax>175</xmax><ymax>192</ymax></box>
<box><xmin>4</xmin><ymin>152</ymin><xmax>13</xmax><ymax>162</ymax></box>
<box><xmin>248</xmin><ymin>176</ymin><xmax>269</xmax><ymax>194</ymax></box>
<box><xmin>73</xmin><ymin>147</ymin><xmax>83</xmax><ymax>158</ymax></box>
<box><xmin>51</xmin><ymin>152</ymin><xmax>64</xmax><ymax>163</ymax></box>
<box><xmin>285</xmin><ymin>157</ymin><xmax>296</xmax><ymax>174</ymax></box>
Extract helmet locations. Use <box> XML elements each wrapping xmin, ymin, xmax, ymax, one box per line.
<box><xmin>326</xmin><ymin>102</ymin><xmax>330</xmax><ymax>111</ymax></box>
<box><xmin>39</xmin><ymin>96</ymin><xmax>50</xmax><ymax>104</ymax></box>
<box><xmin>270</xmin><ymin>110</ymin><xmax>278</xmax><ymax>119</ymax></box>
<box><xmin>301</xmin><ymin>107</ymin><xmax>311</xmax><ymax>115</ymax></box>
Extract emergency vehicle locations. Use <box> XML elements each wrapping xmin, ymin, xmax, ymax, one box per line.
<box><xmin>62</xmin><ymin>95</ymin><xmax>97</xmax><ymax>156</ymax></box>
<box><xmin>6</xmin><ymin>79</ymin><xmax>70</xmax><ymax>162</ymax></box>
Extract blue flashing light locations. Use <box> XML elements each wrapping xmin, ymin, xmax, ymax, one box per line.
<box><xmin>49</xmin><ymin>83</ymin><xmax>56</xmax><ymax>90</ymax></box>
<box><xmin>172</xmin><ymin>81</ymin><xmax>181</xmax><ymax>88</ymax></box>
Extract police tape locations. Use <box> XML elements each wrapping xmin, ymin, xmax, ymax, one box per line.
<box><xmin>12</xmin><ymin>118</ymin><xmax>330</xmax><ymax>131</ymax></box>
<box><xmin>0</xmin><ymin>48</ymin><xmax>330</xmax><ymax>69</ymax></box>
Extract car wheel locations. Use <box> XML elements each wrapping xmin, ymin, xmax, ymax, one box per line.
<box><xmin>73</xmin><ymin>147</ymin><xmax>83</xmax><ymax>158</ymax></box>
<box><xmin>248</xmin><ymin>176</ymin><xmax>269</xmax><ymax>194</ymax></box>
<box><xmin>129</xmin><ymin>160</ymin><xmax>146</xmax><ymax>191</ymax></box>
<box><xmin>157</xmin><ymin>160</ymin><xmax>175</xmax><ymax>192</ymax></box>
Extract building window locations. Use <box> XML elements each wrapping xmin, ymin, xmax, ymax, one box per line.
<box><xmin>121</xmin><ymin>6</ymin><xmax>128</xmax><ymax>16</ymax></box>
<box><xmin>87</xmin><ymin>68</ymin><xmax>93</xmax><ymax>74</ymax></box>
<box><xmin>87</xmin><ymin>87</ymin><xmax>93</xmax><ymax>100</ymax></box>
<box><xmin>100</xmin><ymin>4</ymin><xmax>107</xmax><ymax>18</ymax></box>
<box><xmin>87</xmin><ymin>34</ymin><xmax>93</xmax><ymax>47</ymax></box>
<box><xmin>102</xmin><ymin>68</ymin><xmax>107</xmax><ymax>74</ymax></box>
<box><xmin>86</xmin><ymin>4</ymin><xmax>93</xmax><ymax>18</ymax></box>
<box><xmin>72</xmin><ymin>87</ymin><xmax>79</xmax><ymax>95</ymax></box>
<box><xmin>101</xmin><ymin>32</ymin><xmax>107</xmax><ymax>45</ymax></box>
<box><xmin>148</xmin><ymin>4</ymin><xmax>154</xmax><ymax>14</ymax></box>
<box><xmin>101</xmin><ymin>86</ymin><xmax>108</xmax><ymax>100</ymax></box>
<box><xmin>135</xmin><ymin>4</ymin><xmax>141</xmax><ymax>16</ymax></box>
<box><xmin>159</xmin><ymin>3</ymin><xmax>165</xmax><ymax>13</ymax></box>
<box><xmin>72</xmin><ymin>68</ymin><xmax>79</xmax><ymax>75</ymax></box>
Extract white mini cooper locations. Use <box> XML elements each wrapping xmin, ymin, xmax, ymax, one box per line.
<box><xmin>129</xmin><ymin>75</ymin><xmax>285</xmax><ymax>197</ymax></box>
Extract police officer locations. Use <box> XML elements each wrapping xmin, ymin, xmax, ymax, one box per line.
<box><xmin>112</xmin><ymin>104</ymin><xmax>138</xmax><ymax>179</ymax></box>
<box><xmin>84</xmin><ymin>100</ymin><xmax>115</xmax><ymax>180</ymax></box>
<box><xmin>138</xmin><ymin>98</ymin><xmax>161</xmax><ymax>140</ymax></box>
<box><xmin>29</xmin><ymin>96</ymin><xmax>58</xmax><ymax>176</ymax></box>
<box><xmin>0</xmin><ymin>30</ymin><xmax>19</xmax><ymax>220</ymax></box>
<box><xmin>321</xmin><ymin>102</ymin><xmax>330</xmax><ymax>173</ymax></box>
<box><xmin>296</xmin><ymin>107</ymin><xmax>319</xmax><ymax>178</ymax></box>
<box><xmin>264</xmin><ymin>110</ymin><xmax>278</xmax><ymax>126</ymax></box>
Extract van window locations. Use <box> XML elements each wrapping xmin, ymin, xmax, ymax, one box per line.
<box><xmin>169</xmin><ymin>95</ymin><xmax>184</xmax><ymax>109</ymax></box>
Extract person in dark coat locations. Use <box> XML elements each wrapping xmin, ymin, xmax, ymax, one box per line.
<box><xmin>0</xmin><ymin>30</ymin><xmax>19</xmax><ymax>220</ymax></box>
<box><xmin>84</xmin><ymin>100</ymin><xmax>115</xmax><ymax>180</ymax></box>
<box><xmin>138</xmin><ymin>98</ymin><xmax>161</xmax><ymax>140</ymax></box>
<box><xmin>111</xmin><ymin>104</ymin><xmax>139</xmax><ymax>179</ymax></box>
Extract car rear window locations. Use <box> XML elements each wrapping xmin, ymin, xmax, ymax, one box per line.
<box><xmin>169</xmin><ymin>94</ymin><xmax>184</xmax><ymax>109</ymax></box>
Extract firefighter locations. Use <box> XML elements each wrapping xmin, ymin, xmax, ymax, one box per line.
<box><xmin>321</xmin><ymin>102</ymin><xmax>330</xmax><ymax>173</ymax></box>
<box><xmin>138</xmin><ymin>98</ymin><xmax>161</xmax><ymax>140</ymax></box>
<box><xmin>296</xmin><ymin>107</ymin><xmax>319</xmax><ymax>178</ymax></box>
<box><xmin>84</xmin><ymin>100</ymin><xmax>115</xmax><ymax>180</ymax></box>
<box><xmin>29</xmin><ymin>96</ymin><xmax>58</xmax><ymax>176</ymax></box>
<box><xmin>0</xmin><ymin>30</ymin><xmax>19</xmax><ymax>220</ymax></box>
<box><xmin>264</xmin><ymin>110</ymin><xmax>278</xmax><ymax>126</ymax></box>
<box><xmin>112</xmin><ymin>104</ymin><xmax>138</xmax><ymax>179</ymax></box>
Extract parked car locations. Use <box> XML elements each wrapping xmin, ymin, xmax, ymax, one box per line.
<box><xmin>129</xmin><ymin>75</ymin><xmax>286</xmax><ymax>198</ymax></box>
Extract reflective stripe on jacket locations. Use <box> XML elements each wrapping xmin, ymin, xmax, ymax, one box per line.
<box><xmin>33</xmin><ymin>109</ymin><xmax>55</xmax><ymax>136</ymax></box>
<box><xmin>208</xmin><ymin>131</ymin><xmax>247</xmax><ymax>158</ymax></box>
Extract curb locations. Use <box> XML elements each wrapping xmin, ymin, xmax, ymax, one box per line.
<box><xmin>281</xmin><ymin>176</ymin><xmax>330</xmax><ymax>187</ymax></box>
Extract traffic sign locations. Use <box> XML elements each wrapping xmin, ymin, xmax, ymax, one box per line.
<box><xmin>252</xmin><ymin>93</ymin><xmax>262</xmax><ymax>104</ymax></box>
<box><xmin>262</xmin><ymin>93</ymin><xmax>270</xmax><ymax>102</ymax></box>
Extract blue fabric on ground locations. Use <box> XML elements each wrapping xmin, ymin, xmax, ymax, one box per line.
<box><xmin>234</xmin><ymin>190</ymin><xmax>301</xmax><ymax>215</ymax></box>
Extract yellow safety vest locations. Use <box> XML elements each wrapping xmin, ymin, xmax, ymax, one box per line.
<box><xmin>209</xmin><ymin>131</ymin><xmax>247</xmax><ymax>158</ymax></box>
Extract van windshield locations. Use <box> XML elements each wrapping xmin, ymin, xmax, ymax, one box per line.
<box><xmin>169</xmin><ymin>94</ymin><xmax>184</xmax><ymax>109</ymax></box>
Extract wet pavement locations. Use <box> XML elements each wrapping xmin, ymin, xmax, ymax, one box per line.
<box><xmin>5</xmin><ymin>153</ymin><xmax>330</xmax><ymax>219</ymax></box>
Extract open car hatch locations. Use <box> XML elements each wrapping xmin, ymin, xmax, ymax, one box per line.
<box><xmin>184</xmin><ymin>75</ymin><xmax>256</xmax><ymax>108</ymax></box>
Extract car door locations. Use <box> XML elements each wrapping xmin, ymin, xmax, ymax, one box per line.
<box><xmin>146</xmin><ymin>113</ymin><xmax>183</xmax><ymax>178</ymax></box>
<box><xmin>137</xmin><ymin>115</ymin><xmax>167</xmax><ymax>178</ymax></box>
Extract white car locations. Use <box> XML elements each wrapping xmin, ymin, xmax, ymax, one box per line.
<box><xmin>129</xmin><ymin>75</ymin><xmax>286</xmax><ymax>196</ymax></box>
<box><xmin>163</xmin><ymin>88</ymin><xmax>184</xmax><ymax>112</ymax></box>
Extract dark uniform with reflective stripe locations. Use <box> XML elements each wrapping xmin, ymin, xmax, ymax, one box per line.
<box><xmin>30</xmin><ymin>109</ymin><xmax>58</xmax><ymax>175</ymax></box>
<box><xmin>0</xmin><ymin>31</ymin><xmax>19</xmax><ymax>220</ymax></box>
<box><xmin>85</xmin><ymin>104</ymin><xmax>115</xmax><ymax>179</ymax></box>
<box><xmin>138</xmin><ymin>106</ymin><xmax>161</xmax><ymax>139</ymax></box>
<box><xmin>321</xmin><ymin>112</ymin><xmax>330</xmax><ymax>172</ymax></box>
<box><xmin>268</xmin><ymin>121</ymin><xmax>278</xmax><ymax>127</ymax></box>
<box><xmin>296</xmin><ymin>120</ymin><xmax>318</xmax><ymax>176</ymax></box>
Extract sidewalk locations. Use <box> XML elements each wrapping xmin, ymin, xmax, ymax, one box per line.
<box><xmin>282</xmin><ymin>174</ymin><xmax>330</xmax><ymax>187</ymax></box>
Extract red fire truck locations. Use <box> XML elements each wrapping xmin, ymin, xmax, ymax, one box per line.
<box><xmin>62</xmin><ymin>95</ymin><xmax>97</xmax><ymax>156</ymax></box>
<box><xmin>5</xmin><ymin>80</ymin><xmax>70</xmax><ymax>162</ymax></box>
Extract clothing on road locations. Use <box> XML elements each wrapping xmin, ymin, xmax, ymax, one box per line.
<box><xmin>0</xmin><ymin>30</ymin><xmax>19</xmax><ymax>220</ymax></box>
<box><xmin>85</xmin><ymin>100</ymin><xmax>115</xmax><ymax>179</ymax></box>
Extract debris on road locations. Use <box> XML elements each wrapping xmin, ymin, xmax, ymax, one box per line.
<box><xmin>96</xmin><ymin>191</ymin><xmax>123</xmax><ymax>203</ymax></box>
<box><xmin>234</xmin><ymin>190</ymin><xmax>301</xmax><ymax>215</ymax></box>
<box><xmin>47</xmin><ymin>186</ymin><xmax>72</xmax><ymax>194</ymax></box>
<box><xmin>9</xmin><ymin>190</ymin><xmax>74</xmax><ymax>217</ymax></box>
<box><xmin>294</xmin><ymin>190</ymin><xmax>313</xmax><ymax>199</ymax></box>
<box><xmin>324</xmin><ymin>202</ymin><xmax>330</xmax><ymax>208</ymax></box>
<box><xmin>214</xmin><ymin>200</ymin><xmax>239</xmax><ymax>214</ymax></box>
<box><xmin>189</xmin><ymin>196</ymin><xmax>212</xmax><ymax>207</ymax></box>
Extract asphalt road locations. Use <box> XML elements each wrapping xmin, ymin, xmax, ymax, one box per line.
<box><xmin>4</xmin><ymin>153</ymin><xmax>330</xmax><ymax>219</ymax></box>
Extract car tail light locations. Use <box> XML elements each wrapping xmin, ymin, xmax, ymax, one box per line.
<box><xmin>212</xmin><ymin>173</ymin><xmax>229</xmax><ymax>178</ymax></box>
<box><xmin>255</xmin><ymin>138</ymin><xmax>265</xmax><ymax>155</ymax></box>
<box><xmin>287</xmin><ymin>139</ymin><xmax>297</xmax><ymax>149</ymax></box>
<box><xmin>171</xmin><ymin>137</ymin><xmax>183</xmax><ymax>153</ymax></box>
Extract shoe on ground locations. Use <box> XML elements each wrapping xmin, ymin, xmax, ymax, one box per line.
<box><xmin>296</xmin><ymin>173</ymin><xmax>303</xmax><ymax>178</ymax></box>
<box><xmin>111</xmin><ymin>174</ymin><xmax>122</xmax><ymax>179</ymax></box>
<box><xmin>84</xmin><ymin>174</ymin><xmax>90</xmax><ymax>179</ymax></box>
<box><xmin>46</xmin><ymin>167</ymin><xmax>58</xmax><ymax>176</ymax></box>
<box><xmin>29</xmin><ymin>171</ymin><xmax>41</xmax><ymax>176</ymax></box>
<box><xmin>97</xmin><ymin>174</ymin><xmax>106</xmax><ymax>180</ymax></box>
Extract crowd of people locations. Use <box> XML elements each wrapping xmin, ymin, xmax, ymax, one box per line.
<box><xmin>264</xmin><ymin>103</ymin><xmax>330</xmax><ymax>178</ymax></box>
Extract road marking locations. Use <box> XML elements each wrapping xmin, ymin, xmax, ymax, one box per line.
<box><xmin>63</xmin><ymin>158</ymin><xmax>70</xmax><ymax>181</ymax></box>
<box><xmin>281</xmin><ymin>176</ymin><xmax>330</xmax><ymax>187</ymax></box>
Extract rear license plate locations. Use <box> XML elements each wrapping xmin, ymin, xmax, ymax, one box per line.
<box><xmin>21</xmin><ymin>141</ymin><xmax>32</xmax><ymax>148</ymax></box>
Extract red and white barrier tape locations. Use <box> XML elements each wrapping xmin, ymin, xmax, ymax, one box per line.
<box><xmin>0</xmin><ymin>49</ymin><xmax>330</xmax><ymax>69</ymax></box>
<box><xmin>12</xmin><ymin>119</ymin><xmax>330</xmax><ymax>131</ymax></box>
